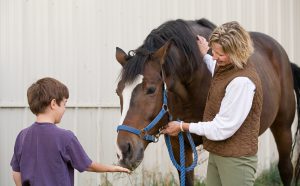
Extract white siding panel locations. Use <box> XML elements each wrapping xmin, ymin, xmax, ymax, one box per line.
<box><xmin>0</xmin><ymin>109</ymin><xmax>24</xmax><ymax>186</ymax></box>
<box><xmin>294</xmin><ymin>0</ymin><xmax>300</xmax><ymax>63</ymax></box>
<box><xmin>1</xmin><ymin>0</ymin><xmax>300</xmax><ymax>185</ymax></box>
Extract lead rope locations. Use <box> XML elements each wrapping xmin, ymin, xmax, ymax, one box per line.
<box><xmin>160</xmin><ymin>66</ymin><xmax>198</xmax><ymax>185</ymax></box>
<box><xmin>162</xmin><ymin>90</ymin><xmax>198</xmax><ymax>185</ymax></box>
<box><xmin>164</xmin><ymin>126</ymin><xmax>198</xmax><ymax>186</ymax></box>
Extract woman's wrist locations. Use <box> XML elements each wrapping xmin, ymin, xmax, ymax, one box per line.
<box><xmin>180</xmin><ymin>121</ymin><xmax>184</xmax><ymax>132</ymax></box>
<box><xmin>180</xmin><ymin>121</ymin><xmax>189</xmax><ymax>132</ymax></box>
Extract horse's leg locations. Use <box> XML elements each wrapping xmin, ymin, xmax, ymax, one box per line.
<box><xmin>170</xmin><ymin>136</ymin><xmax>194</xmax><ymax>186</ymax></box>
<box><xmin>270</xmin><ymin>121</ymin><xmax>293</xmax><ymax>186</ymax></box>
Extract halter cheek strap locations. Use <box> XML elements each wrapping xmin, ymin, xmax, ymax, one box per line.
<box><xmin>116</xmin><ymin>81</ymin><xmax>198</xmax><ymax>186</ymax></box>
<box><xmin>116</xmin><ymin>90</ymin><xmax>168</xmax><ymax>143</ymax></box>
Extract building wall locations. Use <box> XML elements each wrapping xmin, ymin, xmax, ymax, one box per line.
<box><xmin>1</xmin><ymin>0</ymin><xmax>299</xmax><ymax>185</ymax></box>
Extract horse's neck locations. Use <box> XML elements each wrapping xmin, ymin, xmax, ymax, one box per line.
<box><xmin>171</xmin><ymin>66</ymin><xmax>211</xmax><ymax>122</ymax></box>
<box><xmin>187</xmin><ymin>67</ymin><xmax>211</xmax><ymax>121</ymax></box>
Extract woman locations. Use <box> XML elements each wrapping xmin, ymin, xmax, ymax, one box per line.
<box><xmin>161</xmin><ymin>21</ymin><xmax>262</xmax><ymax>186</ymax></box>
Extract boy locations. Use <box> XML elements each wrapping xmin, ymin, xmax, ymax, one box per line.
<box><xmin>10</xmin><ymin>77</ymin><xmax>130</xmax><ymax>186</ymax></box>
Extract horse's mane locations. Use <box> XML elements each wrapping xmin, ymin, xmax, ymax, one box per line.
<box><xmin>120</xmin><ymin>19</ymin><xmax>215</xmax><ymax>84</ymax></box>
<box><xmin>196</xmin><ymin>18</ymin><xmax>217</xmax><ymax>30</ymax></box>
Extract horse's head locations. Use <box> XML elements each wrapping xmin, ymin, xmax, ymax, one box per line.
<box><xmin>115</xmin><ymin>44</ymin><xmax>171</xmax><ymax>170</ymax></box>
<box><xmin>114</xmin><ymin>19</ymin><xmax>214</xmax><ymax>170</ymax></box>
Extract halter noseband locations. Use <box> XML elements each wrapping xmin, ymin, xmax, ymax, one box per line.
<box><xmin>117</xmin><ymin>90</ymin><xmax>168</xmax><ymax>143</ymax></box>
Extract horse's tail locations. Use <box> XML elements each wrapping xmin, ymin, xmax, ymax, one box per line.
<box><xmin>291</xmin><ymin>62</ymin><xmax>300</xmax><ymax>185</ymax></box>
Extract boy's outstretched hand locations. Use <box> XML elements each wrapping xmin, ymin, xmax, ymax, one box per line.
<box><xmin>112</xmin><ymin>165</ymin><xmax>131</xmax><ymax>173</ymax></box>
<box><xmin>86</xmin><ymin>162</ymin><xmax>131</xmax><ymax>174</ymax></box>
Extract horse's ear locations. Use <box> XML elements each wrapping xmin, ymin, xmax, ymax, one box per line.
<box><xmin>115</xmin><ymin>47</ymin><xmax>128</xmax><ymax>66</ymax></box>
<box><xmin>152</xmin><ymin>40</ymin><xmax>173</xmax><ymax>65</ymax></box>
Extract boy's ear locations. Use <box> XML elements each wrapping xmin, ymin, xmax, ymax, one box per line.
<box><xmin>50</xmin><ymin>99</ymin><xmax>57</xmax><ymax>109</ymax></box>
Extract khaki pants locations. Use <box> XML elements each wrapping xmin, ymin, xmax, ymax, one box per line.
<box><xmin>206</xmin><ymin>153</ymin><xmax>257</xmax><ymax>186</ymax></box>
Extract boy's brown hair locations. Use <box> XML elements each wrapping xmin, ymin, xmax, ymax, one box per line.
<box><xmin>27</xmin><ymin>77</ymin><xmax>69</xmax><ymax>115</ymax></box>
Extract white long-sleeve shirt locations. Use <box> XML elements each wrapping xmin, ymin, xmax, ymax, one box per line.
<box><xmin>189</xmin><ymin>54</ymin><xmax>256</xmax><ymax>141</ymax></box>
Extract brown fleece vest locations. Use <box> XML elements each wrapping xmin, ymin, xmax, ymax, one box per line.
<box><xmin>203</xmin><ymin>63</ymin><xmax>263</xmax><ymax>157</ymax></box>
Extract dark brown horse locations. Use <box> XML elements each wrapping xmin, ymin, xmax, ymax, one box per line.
<box><xmin>115</xmin><ymin>19</ymin><xmax>300</xmax><ymax>186</ymax></box>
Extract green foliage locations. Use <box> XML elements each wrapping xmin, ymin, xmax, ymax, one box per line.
<box><xmin>110</xmin><ymin>163</ymin><xmax>300</xmax><ymax>186</ymax></box>
<box><xmin>194</xmin><ymin>179</ymin><xmax>206</xmax><ymax>186</ymax></box>
<box><xmin>143</xmin><ymin>164</ymin><xmax>282</xmax><ymax>186</ymax></box>
<box><xmin>194</xmin><ymin>164</ymin><xmax>284</xmax><ymax>186</ymax></box>
<box><xmin>254</xmin><ymin>164</ymin><xmax>283</xmax><ymax>186</ymax></box>
<box><xmin>159</xmin><ymin>163</ymin><xmax>284</xmax><ymax>186</ymax></box>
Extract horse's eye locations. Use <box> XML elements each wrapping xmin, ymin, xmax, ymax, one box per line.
<box><xmin>146</xmin><ymin>87</ymin><xmax>156</xmax><ymax>95</ymax></box>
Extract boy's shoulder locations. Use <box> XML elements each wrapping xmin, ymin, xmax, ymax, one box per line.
<box><xmin>16</xmin><ymin>124</ymin><xmax>35</xmax><ymax>140</ymax></box>
<box><xmin>17</xmin><ymin>123</ymin><xmax>75</xmax><ymax>141</ymax></box>
<box><xmin>54</xmin><ymin>127</ymin><xmax>76</xmax><ymax>140</ymax></box>
<box><xmin>42</xmin><ymin>124</ymin><xmax>76</xmax><ymax>140</ymax></box>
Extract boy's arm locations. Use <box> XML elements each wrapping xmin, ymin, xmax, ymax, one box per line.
<box><xmin>86</xmin><ymin>162</ymin><xmax>130</xmax><ymax>173</ymax></box>
<box><xmin>12</xmin><ymin>171</ymin><xmax>21</xmax><ymax>186</ymax></box>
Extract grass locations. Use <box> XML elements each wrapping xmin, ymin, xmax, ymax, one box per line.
<box><xmin>254</xmin><ymin>164</ymin><xmax>283</xmax><ymax>186</ymax></box>
<box><xmin>142</xmin><ymin>164</ymin><xmax>285</xmax><ymax>186</ymax></box>
<box><xmin>194</xmin><ymin>163</ymin><xmax>293</xmax><ymax>186</ymax></box>
<box><xmin>107</xmin><ymin>163</ymin><xmax>300</xmax><ymax>186</ymax></box>
<box><xmin>194</xmin><ymin>180</ymin><xmax>206</xmax><ymax>186</ymax></box>
<box><xmin>172</xmin><ymin>163</ymin><xmax>284</xmax><ymax>186</ymax></box>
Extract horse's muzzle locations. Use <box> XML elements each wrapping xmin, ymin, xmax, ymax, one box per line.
<box><xmin>116</xmin><ymin>136</ymin><xmax>145</xmax><ymax>170</ymax></box>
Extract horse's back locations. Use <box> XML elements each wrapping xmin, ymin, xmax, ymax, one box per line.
<box><xmin>187</xmin><ymin>19</ymin><xmax>216</xmax><ymax>40</ymax></box>
<box><xmin>186</xmin><ymin>19</ymin><xmax>295</xmax><ymax>134</ymax></box>
<box><xmin>250</xmin><ymin>32</ymin><xmax>295</xmax><ymax>133</ymax></box>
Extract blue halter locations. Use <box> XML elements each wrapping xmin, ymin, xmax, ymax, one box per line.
<box><xmin>116</xmin><ymin>84</ymin><xmax>198</xmax><ymax>185</ymax></box>
<box><xmin>116</xmin><ymin>90</ymin><xmax>168</xmax><ymax>143</ymax></box>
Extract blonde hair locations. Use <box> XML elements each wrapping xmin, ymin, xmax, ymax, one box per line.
<box><xmin>209</xmin><ymin>21</ymin><xmax>253</xmax><ymax>69</ymax></box>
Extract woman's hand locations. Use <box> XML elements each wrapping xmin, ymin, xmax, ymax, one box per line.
<box><xmin>161</xmin><ymin>121</ymin><xmax>181</xmax><ymax>136</ymax></box>
<box><xmin>197</xmin><ymin>35</ymin><xmax>209</xmax><ymax>56</ymax></box>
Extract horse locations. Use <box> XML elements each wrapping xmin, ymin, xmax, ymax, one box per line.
<box><xmin>115</xmin><ymin>18</ymin><xmax>300</xmax><ymax>186</ymax></box>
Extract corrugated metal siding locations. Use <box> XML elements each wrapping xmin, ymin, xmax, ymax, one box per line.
<box><xmin>1</xmin><ymin>0</ymin><xmax>299</xmax><ymax>185</ymax></box>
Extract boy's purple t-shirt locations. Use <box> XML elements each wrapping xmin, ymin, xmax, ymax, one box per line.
<box><xmin>10</xmin><ymin>122</ymin><xmax>92</xmax><ymax>186</ymax></box>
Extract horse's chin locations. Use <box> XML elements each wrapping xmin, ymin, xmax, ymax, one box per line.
<box><xmin>118</xmin><ymin>159</ymin><xmax>143</xmax><ymax>171</ymax></box>
<box><xmin>116</xmin><ymin>139</ymin><xmax>145</xmax><ymax>170</ymax></box>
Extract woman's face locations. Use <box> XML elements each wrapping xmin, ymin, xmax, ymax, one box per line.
<box><xmin>211</xmin><ymin>43</ymin><xmax>231</xmax><ymax>66</ymax></box>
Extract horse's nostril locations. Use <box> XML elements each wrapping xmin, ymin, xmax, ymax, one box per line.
<box><xmin>123</xmin><ymin>142</ymin><xmax>133</xmax><ymax>159</ymax></box>
<box><xmin>119</xmin><ymin>141</ymin><xmax>133</xmax><ymax>159</ymax></box>
<box><xmin>127</xmin><ymin>142</ymin><xmax>131</xmax><ymax>153</ymax></box>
